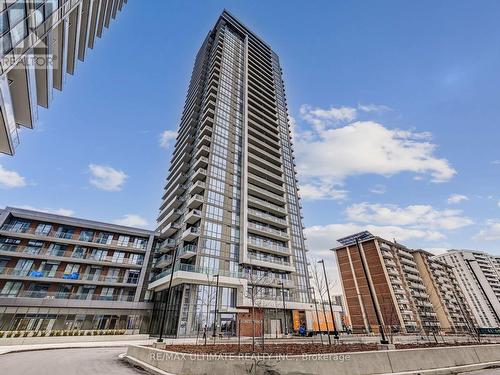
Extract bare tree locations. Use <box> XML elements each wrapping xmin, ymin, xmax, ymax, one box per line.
<box><xmin>195</xmin><ymin>274</ymin><xmax>218</xmax><ymax>346</ymax></box>
<box><xmin>244</xmin><ymin>265</ymin><xmax>280</xmax><ymax>352</ymax></box>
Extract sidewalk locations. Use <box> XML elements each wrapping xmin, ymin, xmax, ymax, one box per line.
<box><xmin>0</xmin><ymin>338</ymin><xmax>155</xmax><ymax>355</ymax></box>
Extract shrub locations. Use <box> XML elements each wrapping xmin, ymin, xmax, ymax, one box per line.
<box><xmin>0</xmin><ymin>331</ymin><xmax>4</xmax><ymax>338</ymax></box>
<box><xmin>86</xmin><ymin>331</ymin><xmax>92</xmax><ymax>336</ymax></box>
<box><xmin>13</xmin><ymin>331</ymin><xmax>21</xmax><ymax>338</ymax></box>
<box><xmin>6</xmin><ymin>331</ymin><xmax>13</xmax><ymax>338</ymax></box>
<box><xmin>40</xmin><ymin>331</ymin><xmax>47</xmax><ymax>337</ymax></box>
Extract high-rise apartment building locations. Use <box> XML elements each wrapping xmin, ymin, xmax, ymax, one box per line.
<box><xmin>412</xmin><ymin>249</ymin><xmax>474</xmax><ymax>333</ymax></box>
<box><xmin>149</xmin><ymin>11</ymin><xmax>312</xmax><ymax>338</ymax></box>
<box><xmin>333</xmin><ymin>232</ymin><xmax>472</xmax><ymax>334</ymax></box>
<box><xmin>0</xmin><ymin>0</ymin><xmax>127</xmax><ymax>155</ymax></box>
<box><xmin>435</xmin><ymin>250</ymin><xmax>500</xmax><ymax>329</ymax></box>
<box><xmin>0</xmin><ymin>207</ymin><xmax>156</xmax><ymax>333</ymax></box>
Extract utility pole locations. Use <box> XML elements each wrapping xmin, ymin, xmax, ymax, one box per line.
<box><xmin>212</xmin><ymin>274</ymin><xmax>220</xmax><ymax>340</ymax></box>
<box><xmin>318</xmin><ymin>260</ymin><xmax>339</xmax><ymax>340</ymax></box>
<box><xmin>355</xmin><ymin>239</ymin><xmax>389</xmax><ymax>344</ymax></box>
<box><xmin>157</xmin><ymin>245</ymin><xmax>179</xmax><ymax>342</ymax></box>
<box><xmin>280</xmin><ymin>281</ymin><xmax>287</xmax><ymax>336</ymax></box>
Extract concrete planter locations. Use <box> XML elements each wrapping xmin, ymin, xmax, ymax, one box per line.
<box><xmin>125</xmin><ymin>343</ymin><xmax>500</xmax><ymax>375</ymax></box>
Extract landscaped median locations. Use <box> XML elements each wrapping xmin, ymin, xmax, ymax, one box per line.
<box><xmin>123</xmin><ymin>342</ymin><xmax>500</xmax><ymax>375</ymax></box>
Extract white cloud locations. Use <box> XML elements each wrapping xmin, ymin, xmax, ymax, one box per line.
<box><xmin>447</xmin><ymin>194</ymin><xmax>468</xmax><ymax>204</ymax></box>
<box><xmin>294</xmin><ymin>119</ymin><xmax>456</xmax><ymax>199</ymax></box>
<box><xmin>299</xmin><ymin>104</ymin><xmax>357</xmax><ymax>131</ymax></box>
<box><xmin>88</xmin><ymin>164</ymin><xmax>127</xmax><ymax>192</ymax></box>
<box><xmin>0</xmin><ymin>165</ymin><xmax>26</xmax><ymax>188</ymax></box>
<box><xmin>299</xmin><ymin>182</ymin><xmax>348</xmax><ymax>200</ymax></box>
<box><xmin>370</xmin><ymin>184</ymin><xmax>386</xmax><ymax>194</ymax></box>
<box><xmin>345</xmin><ymin>202</ymin><xmax>473</xmax><ymax>230</ymax></box>
<box><xmin>491</xmin><ymin>160</ymin><xmax>500</xmax><ymax>165</ymax></box>
<box><xmin>113</xmin><ymin>214</ymin><xmax>149</xmax><ymax>228</ymax></box>
<box><xmin>474</xmin><ymin>220</ymin><xmax>500</xmax><ymax>241</ymax></box>
<box><xmin>17</xmin><ymin>205</ymin><xmax>75</xmax><ymax>216</ymax></box>
<box><xmin>357</xmin><ymin>103</ymin><xmax>392</xmax><ymax>113</ymax></box>
<box><xmin>305</xmin><ymin>222</ymin><xmax>445</xmax><ymax>256</ymax></box>
<box><xmin>498</xmin><ymin>200</ymin><xmax>500</xmax><ymax>208</ymax></box>
<box><xmin>159</xmin><ymin>130</ymin><xmax>177</xmax><ymax>148</ymax></box>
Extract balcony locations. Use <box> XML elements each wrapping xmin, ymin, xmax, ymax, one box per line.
<box><xmin>248</xmin><ymin>153</ymin><xmax>282</xmax><ymax>176</ymax></box>
<box><xmin>151</xmin><ymin>263</ymin><xmax>242</xmax><ymax>283</ymax></box>
<box><xmin>182</xmin><ymin>226</ymin><xmax>200</xmax><ymax>242</ymax></box>
<box><xmin>248</xmin><ymin>173</ymin><xmax>284</xmax><ymax>195</ymax></box>
<box><xmin>158</xmin><ymin>239</ymin><xmax>176</xmax><ymax>253</ymax></box>
<box><xmin>247</xmin><ymin>222</ymin><xmax>289</xmax><ymax>241</ymax></box>
<box><xmin>161</xmin><ymin>222</ymin><xmax>182</xmax><ymax>236</ymax></box>
<box><xmin>189</xmin><ymin>181</ymin><xmax>206</xmax><ymax>195</ymax></box>
<box><xmin>185</xmin><ymin>209</ymin><xmax>202</xmax><ymax>224</ymax></box>
<box><xmin>248</xmin><ymin>237</ymin><xmax>289</xmax><ymax>255</ymax></box>
<box><xmin>196</xmin><ymin>135</ymin><xmax>211</xmax><ymax>149</ymax></box>
<box><xmin>248</xmin><ymin>184</ymin><xmax>285</xmax><ymax>205</ymax></box>
<box><xmin>187</xmin><ymin>194</ymin><xmax>204</xmax><ymax>209</ymax></box>
<box><xmin>191</xmin><ymin>168</ymin><xmax>207</xmax><ymax>182</ymax></box>
<box><xmin>247</xmin><ymin>195</ymin><xmax>286</xmax><ymax>216</ymax></box>
<box><xmin>158</xmin><ymin>208</ymin><xmax>183</xmax><ymax>228</ymax></box>
<box><xmin>0</xmin><ymin>267</ymin><xmax>138</xmax><ymax>285</ymax></box>
<box><xmin>0</xmin><ymin>290</ymin><xmax>136</xmax><ymax>302</ymax></box>
<box><xmin>247</xmin><ymin>208</ymin><xmax>288</xmax><ymax>229</ymax></box>
<box><xmin>0</xmin><ymin>225</ymin><xmax>148</xmax><ymax>252</ymax></box>
<box><xmin>195</xmin><ymin>145</ymin><xmax>210</xmax><ymax>158</ymax></box>
<box><xmin>400</xmin><ymin>256</ymin><xmax>417</xmax><ymax>267</ymax></box>
<box><xmin>178</xmin><ymin>244</ymin><xmax>197</xmax><ymax>259</ymax></box>
<box><xmin>155</xmin><ymin>254</ymin><xmax>173</xmax><ymax>269</ymax></box>
<box><xmin>194</xmin><ymin>156</ymin><xmax>209</xmax><ymax>170</ymax></box>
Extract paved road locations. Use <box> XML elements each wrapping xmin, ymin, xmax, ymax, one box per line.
<box><xmin>460</xmin><ymin>368</ymin><xmax>500</xmax><ymax>375</ymax></box>
<box><xmin>0</xmin><ymin>347</ymin><xmax>145</xmax><ymax>375</ymax></box>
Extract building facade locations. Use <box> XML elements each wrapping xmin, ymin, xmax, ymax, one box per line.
<box><xmin>435</xmin><ymin>250</ymin><xmax>500</xmax><ymax>330</ymax></box>
<box><xmin>149</xmin><ymin>11</ymin><xmax>313</xmax><ymax>338</ymax></box>
<box><xmin>0</xmin><ymin>0</ymin><xmax>127</xmax><ymax>155</ymax></box>
<box><xmin>0</xmin><ymin>207</ymin><xmax>155</xmax><ymax>333</ymax></box>
<box><xmin>412</xmin><ymin>249</ymin><xmax>475</xmax><ymax>333</ymax></box>
<box><xmin>333</xmin><ymin>232</ymin><xmax>474</xmax><ymax>335</ymax></box>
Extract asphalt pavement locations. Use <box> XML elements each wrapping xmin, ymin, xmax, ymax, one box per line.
<box><xmin>0</xmin><ymin>347</ymin><xmax>144</xmax><ymax>375</ymax></box>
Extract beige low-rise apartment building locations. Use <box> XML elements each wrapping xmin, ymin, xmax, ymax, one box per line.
<box><xmin>412</xmin><ymin>249</ymin><xmax>475</xmax><ymax>333</ymax></box>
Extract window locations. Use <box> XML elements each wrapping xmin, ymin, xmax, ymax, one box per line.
<box><xmin>78</xmin><ymin>230</ymin><xmax>94</xmax><ymax>242</ymax></box>
<box><xmin>24</xmin><ymin>240</ymin><xmax>43</xmax><ymax>255</ymax></box>
<box><xmin>96</xmin><ymin>232</ymin><xmax>113</xmax><ymax>245</ymax></box>
<box><xmin>0</xmin><ymin>237</ymin><xmax>20</xmax><ymax>251</ymax></box>
<box><xmin>100</xmin><ymin>287</ymin><xmax>114</xmax><ymax>300</ymax></box>
<box><xmin>127</xmin><ymin>270</ymin><xmax>140</xmax><ymax>284</ymax></box>
<box><xmin>48</xmin><ymin>243</ymin><xmax>67</xmax><ymax>257</ymax></box>
<box><xmin>112</xmin><ymin>251</ymin><xmax>125</xmax><ymax>263</ymax></box>
<box><xmin>106</xmin><ymin>268</ymin><xmax>120</xmax><ymax>282</ymax></box>
<box><xmin>55</xmin><ymin>226</ymin><xmax>74</xmax><ymax>239</ymax></box>
<box><xmin>72</xmin><ymin>246</ymin><xmax>87</xmax><ymax>259</ymax></box>
<box><xmin>64</xmin><ymin>264</ymin><xmax>80</xmax><ymax>275</ymax></box>
<box><xmin>132</xmin><ymin>238</ymin><xmax>147</xmax><ymax>249</ymax></box>
<box><xmin>15</xmin><ymin>259</ymin><xmax>33</xmax><ymax>275</ymax></box>
<box><xmin>35</xmin><ymin>223</ymin><xmax>52</xmax><ymax>236</ymax></box>
<box><xmin>0</xmin><ymin>281</ymin><xmax>21</xmax><ymax>297</ymax></box>
<box><xmin>117</xmin><ymin>235</ymin><xmax>130</xmax><ymax>247</ymax></box>
<box><xmin>129</xmin><ymin>253</ymin><xmax>143</xmax><ymax>265</ymax></box>
<box><xmin>7</xmin><ymin>219</ymin><xmax>30</xmax><ymax>232</ymax></box>
<box><xmin>89</xmin><ymin>248</ymin><xmax>107</xmax><ymax>261</ymax></box>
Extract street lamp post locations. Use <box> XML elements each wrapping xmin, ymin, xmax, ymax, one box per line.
<box><xmin>280</xmin><ymin>281</ymin><xmax>287</xmax><ymax>336</ymax></box>
<box><xmin>157</xmin><ymin>245</ymin><xmax>179</xmax><ymax>342</ymax></box>
<box><xmin>212</xmin><ymin>274</ymin><xmax>220</xmax><ymax>339</ymax></box>
<box><xmin>318</xmin><ymin>259</ymin><xmax>339</xmax><ymax>340</ymax></box>
<box><xmin>309</xmin><ymin>287</ymin><xmax>323</xmax><ymax>344</ymax></box>
<box><xmin>355</xmin><ymin>239</ymin><xmax>389</xmax><ymax>344</ymax></box>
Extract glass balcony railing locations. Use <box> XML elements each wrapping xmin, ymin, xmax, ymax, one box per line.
<box><xmin>0</xmin><ymin>267</ymin><xmax>139</xmax><ymax>285</ymax></box>
<box><xmin>0</xmin><ymin>290</ymin><xmax>135</xmax><ymax>302</ymax></box>
<box><xmin>0</xmin><ymin>245</ymin><xmax>144</xmax><ymax>266</ymax></box>
<box><xmin>152</xmin><ymin>263</ymin><xmax>242</xmax><ymax>282</ymax></box>
<box><xmin>0</xmin><ymin>224</ymin><xmax>148</xmax><ymax>250</ymax></box>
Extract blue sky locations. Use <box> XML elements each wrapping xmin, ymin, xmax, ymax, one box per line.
<box><xmin>1</xmin><ymin>0</ymin><xmax>500</xmax><ymax>264</ymax></box>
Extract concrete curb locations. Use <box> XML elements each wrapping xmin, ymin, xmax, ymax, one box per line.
<box><xmin>121</xmin><ymin>354</ymin><xmax>175</xmax><ymax>375</ymax></box>
<box><xmin>386</xmin><ymin>361</ymin><xmax>500</xmax><ymax>374</ymax></box>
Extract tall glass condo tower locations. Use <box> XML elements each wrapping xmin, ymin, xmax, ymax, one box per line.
<box><xmin>149</xmin><ymin>11</ymin><xmax>312</xmax><ymax>338</ymax></box>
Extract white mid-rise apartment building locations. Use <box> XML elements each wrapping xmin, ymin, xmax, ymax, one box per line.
<box><xmin>435</xmin><ymin>250</ymin><xmax>500</xmax><ymax>329</ymax></box>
